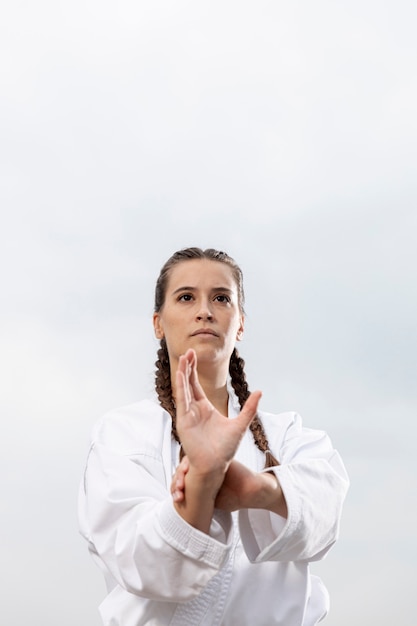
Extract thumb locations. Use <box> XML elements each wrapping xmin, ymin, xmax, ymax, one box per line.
<box><xmin>237</xmin><ymin>391</ymin><xmax>262</xmax><ymax>430</ymax></box>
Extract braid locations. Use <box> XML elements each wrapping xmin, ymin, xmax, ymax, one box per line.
<box><xmin>154</xmin><ymin>339</ymin><xmax>185</xmax><ymax>459</ymax></box>
<box><xmin>229</xmin><ymin>348</ymin><xmax>279</xmax><ymax>469</ymax></box>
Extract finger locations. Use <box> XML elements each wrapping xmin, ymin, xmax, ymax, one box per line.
<box><xmin>175</xmin><ymin>363</ymin><xmax>190</xmax><ymax>414</ymax></box>
<box><xmin>176</xmin><ymin>456</ymin><xmax>190</xmax><ymax>489</ymax></box>
<box><xmin>171</xmin><ymin>456</ymin><xmax>189</xmax><ymax>502</ymax></box>
<box><xmin>178</xmin><ymin>351</ymin><xmax>195</xmax><ymax>403</ymax></box>
<box><xmin>172</xmin><ymin>474</ymin><xmax>185</xmax><ymax>494</ymax></box>
<box><xmin>170</xmin><ymin>471</ymin><xmax>184</xmax><ymax>501</ymax></box>
<box><xmin>189</xmin><ymin>352</ymin><xmax>206</xmax><ymax>403</ymax></box>
<box><xmin>172</xmin><ymin>486</ymin><xmax>185</xmax><ymax>502</ymax></box>
<box><xmin>186</xmin><ymin>357</ymin><xmax>196</xmax><ymax>402</ymax></box>
<box><xmin>180</xmin><ymin>455</ymin><xmax>190</xmax><ymax>473</ymax></box>
<box><xmin>183</xmin><ymin>350</ymin><xmax>203</xmax><ymax>403</ymax></box>
<box><xmin>172</xmin><ymin>491</ymin><xmax>185</xmax><ymax>502</ymax></box>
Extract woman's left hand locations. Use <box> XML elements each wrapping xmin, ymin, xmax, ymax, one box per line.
<box><xmin>171</xmin><ymin>455</ymin><xmax>189</xmax><ymax>503</ymax></box>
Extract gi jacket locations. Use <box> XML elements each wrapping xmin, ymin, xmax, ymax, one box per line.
<box><xmin>78</xmin><ymin>390</ymin><xmax>349</xmax><ymax>626</ymax></box>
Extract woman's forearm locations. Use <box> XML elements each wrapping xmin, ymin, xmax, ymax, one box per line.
<box><xmin>255</xmin><ymin>471</ymin><xmax>288</xmax><ymax>518</ymax></box>
<box><xmin>173</xmin><ymin>466</ymin><xmax>224</xmax><ymax>534</ymax></box>
<box><xmin>172</xmin><ymin>458</ymin><xmax>288</xmax><ymax>520</ymax></box>
<box><xmin>213</xmin><ymin>461</ymin><xmax>288</xmax><ymax>517</ymax></box>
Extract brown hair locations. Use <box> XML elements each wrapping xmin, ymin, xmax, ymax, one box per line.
<box><xmin>154</xmin><ymin>247</ymin><xmax>278</xmax><ymax>468</ymax></box>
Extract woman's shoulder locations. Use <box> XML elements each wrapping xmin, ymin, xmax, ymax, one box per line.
<box><xmin>257</xmin><ymin>408</ymin><xmax>299</xmax><ymax>432</ymax></box>
<box><xmin>258</xmin><ymin>408</ymin><xmax>341</xmax><ymax>465</ymax></box>
<box><xmin>258</xmin><ymin>408</ymin><xmax>328</xmax><ymax>442</ymax></box>
<box><xmin>90</xmin><ymin>398</ymin><xmax>172</xmax><ymax>454</ymax></box>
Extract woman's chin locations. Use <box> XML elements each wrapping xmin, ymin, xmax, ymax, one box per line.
<box><xmin>193</xmin><ymin>345</ymin><xmax>230</xmax><ymax>369</ymax></box>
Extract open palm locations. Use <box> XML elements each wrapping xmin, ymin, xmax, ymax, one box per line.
<box><xmin>175</xmin><ymin>350</ymin><xmax>261</xmax><ymax>476</ymax></box>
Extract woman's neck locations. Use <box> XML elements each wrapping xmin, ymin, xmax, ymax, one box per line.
<box><xmin>171</xmin><ymin>363</ymin><xmax>229</xmax><ymax>417</ymax></box>
<box><xmin>198</xmin><ymin>373</ymin><xmax>229</xmax><ymax>416</ymax></box>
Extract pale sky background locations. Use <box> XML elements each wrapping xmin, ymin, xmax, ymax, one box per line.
<box><xmin>1</xmin><ymin>1</ymin><xmax>416</xmax><ymax>625</ymax></box>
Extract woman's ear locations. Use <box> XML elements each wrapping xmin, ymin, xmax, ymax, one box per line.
<box><xmin>236</xmin><ymin>316</ymin><xmax>244</xmax><ymax>341</ymax></box>
<box><xmin>153</xmin><ymin>313</ymin><xmax>164</xmax><ymax>339</ymax></box>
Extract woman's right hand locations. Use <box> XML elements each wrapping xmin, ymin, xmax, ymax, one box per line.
<box><xmin>175</xmin><ymin>349</ymin><xmax>261</xmax><ymax>480</ymax></box>
<box><xmin>172</xmin><ymin>349</ymin><xmax>261</xmax><ymax>532</ymax></box>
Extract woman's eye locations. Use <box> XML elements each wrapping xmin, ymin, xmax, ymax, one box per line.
<box><xmin>178</xmin><ymin>294</ymin><xmax>193</xmax><ymax>301</ymax></box>
<box><xmin>215</xmin><ymin>294</ymin><xmax>231</xmax><ymax>303</ymax></box>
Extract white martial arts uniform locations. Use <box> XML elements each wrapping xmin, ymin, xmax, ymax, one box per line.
<box><xmin>78</xmin><ymin>388</ymin><xmax>349</xmax><ymax>626</ymax></box>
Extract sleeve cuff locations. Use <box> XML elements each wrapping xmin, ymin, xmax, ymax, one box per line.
<box><xmin>158</xmin><ymin>500</ymin><xmax>232</xmax><ymax>568</ymax></box>
<box><xmin>238</xmin><ymin>465</ymin><xmax>298</xmax><ymax>562</ymax></box>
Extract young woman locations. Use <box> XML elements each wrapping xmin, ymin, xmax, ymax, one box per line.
<box><xmin>78</xmin><ymin>247</ymin><xmax>349</xmax><ymax>625</ymax></box>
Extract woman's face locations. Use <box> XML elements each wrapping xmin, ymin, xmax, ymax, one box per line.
<box><xmin>153</xmin><ymin>259</ymin><xmax>244</xmax><ymax>371</ymax></box>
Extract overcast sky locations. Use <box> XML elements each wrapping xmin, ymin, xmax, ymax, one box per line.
<box><xmin>1</xmin><ymin>2</ymin><xmax>416</xmax><ymax>625</ymax></box>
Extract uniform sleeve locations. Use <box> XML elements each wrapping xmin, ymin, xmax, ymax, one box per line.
<box><xmin>79</xmin><ymin>439</ymin><xmax>233</xmax><ymax>602</ymax></box>
<box><xmin>238</xmin><ymin>413</ymin><xmax>349</xmax><ymax>563</ymax></box>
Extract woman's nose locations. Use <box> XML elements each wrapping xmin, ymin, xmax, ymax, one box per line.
<box><xmin>196</xmin><ymin>301</ymin><xmax>213</xmax><ymax>321</ymax></box>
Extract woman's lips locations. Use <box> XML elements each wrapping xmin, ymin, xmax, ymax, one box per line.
<box><xmin>191</xmin><ymin>329</ymin><xmax>219</xmax><ymax>337</ymax></box>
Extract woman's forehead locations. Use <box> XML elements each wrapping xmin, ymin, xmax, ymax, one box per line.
<box><xmin>167</xmin><ymin>259</ymin><xmax>237</xmax><ymax>289</ymax></box>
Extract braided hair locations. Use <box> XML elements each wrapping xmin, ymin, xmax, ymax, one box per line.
<box><xmin>154</xmin><ymin>247</ymin><xmax>279</xmax><ymax>469</ymax></box>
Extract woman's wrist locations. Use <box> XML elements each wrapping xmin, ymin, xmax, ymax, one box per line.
<box><xmin>185</xmin><ymin>465</ymin><xmax>225</xmax><ymax>502</ymax></box>
<box><xmin>173</xmin><ymin>466</ymin><xmax>225</xmax><ymax>533</ymax></box>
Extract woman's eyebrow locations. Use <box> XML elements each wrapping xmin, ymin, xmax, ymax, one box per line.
<box><xmin>211</xmin><ymin>287</ymin><xmax>233</xmax><ymax>295</ymax></box>
<box><xmin>172</xmin><ymin>286</ymin><xmax>196</xmax><ymax>295</ymax></box>
<box><xmin>171</xmin><ymin>286</ymin><xmax>234</xmax><ymax>295</ymax></box>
